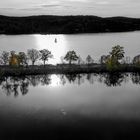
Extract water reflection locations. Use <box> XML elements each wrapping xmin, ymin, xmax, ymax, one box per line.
<box><xmin>0</xmin><ymin>73</ymin><xmax>140</xmax><ymax>97</ymax></box>
<box><xmin>131</xmin><ymin>73</ymin><xmax>140</xmax><ymax>85</ymax></box>
<box><xmin>99</xmin><ymin>73</ymin><xmax>128</xmax><ymax>87</ymax></box>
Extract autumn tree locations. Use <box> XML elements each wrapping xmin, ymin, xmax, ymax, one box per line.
<box><xmin>27</xmin><ymin>49</ymin><xmax>40</xmax><ymax>66</ymax></box>
<box><xmin>40</xmin><ymin>49</ymin><xmax>53</xmax><ymax>66</ymax></box>
<box><xmin>64</xmin><ymin>50</ymin><xmax>79</xmax><ymax>64</ymax></box>
<box><xmin>9</xmin><ymin>51</ymin><xmax>20</xmax><ymax>66</ymax></box>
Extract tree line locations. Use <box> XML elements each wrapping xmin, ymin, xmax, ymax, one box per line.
<box><xmin>0</xmin><ymin>45</ymin><xmax>140</xmax><ymax>68</ymax></box>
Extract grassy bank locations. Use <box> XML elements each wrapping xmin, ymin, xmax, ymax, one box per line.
<box><xmin>0</xmin><ymin>64</ymin><xmax>140</xmax><ymax>76</ymax></box>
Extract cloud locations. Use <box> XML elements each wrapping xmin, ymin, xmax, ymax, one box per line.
<box><xmin>95</xmin><ymin>1</ymin><xmax>110</xmax><ymax>5</ymax></box>
<box><xmin>0</xmin><ymin>0</ymin><xmax>140</xmax><ymax>17</ymax></box>
<box><xmin>67</xmin><ymin>0</ymin><xmax>89</xmax><ymax>2</ymax></box>
<box><xmin>40</xmin><ymin>4</ymin><xmax>60</xmax><ymax>8</ymax></box>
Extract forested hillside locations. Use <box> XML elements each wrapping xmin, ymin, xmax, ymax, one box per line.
<box><xmin>0</xmin><ymin>15</ymin><xmax>140</xmax><ymax>34</ymax></box>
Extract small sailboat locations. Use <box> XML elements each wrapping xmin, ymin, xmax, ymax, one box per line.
<box><xmin>54</xmin><ymin>38</ymin><xmax>57</xmax><ymax>43</ymax></box>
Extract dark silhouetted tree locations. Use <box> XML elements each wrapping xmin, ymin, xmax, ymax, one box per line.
<box><xmin>64</xmin><ymin>50</ymin><xmax>79</xmax><ymax>64</ymax></box>
<box><xmin>109</xmin><ymin>45</ymin><xmax>125</xmax><ymax>64</ymax></box>
<box><xmin>40</xmin><ymin>49</ymin><xmax>53</xmax><ymax>66</ymax></box>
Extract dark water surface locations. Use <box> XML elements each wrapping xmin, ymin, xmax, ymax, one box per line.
<box><xmin>0</xmin><ymin>73</ymin><xmax>140</xmax><ymax>139</ymax></box>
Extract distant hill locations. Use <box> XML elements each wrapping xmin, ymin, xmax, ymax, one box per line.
<box><xmin>0</xmin><ymin>15</ymin><xmax>140</xmax><ymax>34</ymax></box>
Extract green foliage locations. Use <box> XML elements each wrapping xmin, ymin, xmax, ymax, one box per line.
<box><xmin>64</xmin><ymin>50</ymin><xmax>79</xmax><ymax>64</ymax></box>
<box><xmin>40</xmin><ymin>49</ymin><xmax>53</xmax><ymax>66</ymax></box>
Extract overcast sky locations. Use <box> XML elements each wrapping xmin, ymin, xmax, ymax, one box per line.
<box><xmin>0</xmin><ymin>0</ymin><xmax>140</xmax><ymax>17</ymax></box>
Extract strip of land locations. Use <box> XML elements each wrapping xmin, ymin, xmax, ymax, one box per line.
<box><xmin>0</xmin><ymin>15</ymin><xmax>140</xmax><ymax>34</ymax></box>
<box><xmin>0</xmin><ymin>64</ymin><xmax>140</xmax><ymax>76</ymax></box>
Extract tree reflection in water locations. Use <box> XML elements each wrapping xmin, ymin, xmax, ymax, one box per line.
<box><xmin>101</xmin><ymin>73</ymin><xmax>126</xmax><ymax>87</ymax></box>
<box><xmin>0</xmin><ymin>73</ymin><xmax>140</xmax><ymax>97</ymax></box>
<box><xmin>131</xmin><ymin>73</ymin><xmax>140</xmax><ymax>85</ymax></box>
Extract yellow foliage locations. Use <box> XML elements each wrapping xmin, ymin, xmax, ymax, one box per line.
<box><xmin>9</xmin><ymin>55</ymin><xmax>20</xmax><ymax>66</ymax></box>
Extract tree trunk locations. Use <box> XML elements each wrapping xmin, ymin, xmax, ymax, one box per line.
<box><xmin>32</xmin><ymin>61</ymin><xmax>34</xmax><ymax>66</ymax></box>
<box><xmin>44</xmin><ymin>61</ymin><xmax>45</xmax><ymax>67</ymax></box>
<box><xmin>69</xmin><ymin>60</ymin><xmax>71</xmax><ymax>65</ymax></box>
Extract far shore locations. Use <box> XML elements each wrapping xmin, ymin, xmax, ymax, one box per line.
<box><xmin>1</xmin><ymin>15</ymin><xmax>140</xmax><ymax>35</ymax></box>
<box><xmin>0</xmin><ymin>64</ymin><xmax>140</xmax><ymax>76</ymax></box>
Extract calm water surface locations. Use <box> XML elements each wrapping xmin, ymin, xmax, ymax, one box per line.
<box><xmin>0</xmin><ymin>73</ymin><xmax>140</xmax><ymax>119</ymax></box>
<box><xmin>0</xmin><ymin>73</ymin><xmax>140</xmax><ymax>139</ymax></box>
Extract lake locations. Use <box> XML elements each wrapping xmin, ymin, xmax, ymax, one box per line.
<box><xmin>0</xmin><ymin>73</ymin><xmax>140</xmax><ymax>139</ymax></box>
<box><xmin>0</xmin><ymin>32</ymin><xmax>140</xmax><ymax>139</ymax></box>
<box><xmin>0</xmin><ymin>31</ymin><xmax>140</xmax><ymax>64</ymax></box>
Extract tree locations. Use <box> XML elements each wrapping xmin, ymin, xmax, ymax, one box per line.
<box><xmin>10</xmin><ymin>51</ymin><xmax>16</xmax><ymax>56</ymax></box>
<box><xmin>0</xmin><ymin>51</ymin><xmax>9</xmax><ymax>65</ymax></box>
<box><xmin>64</xmin><ymin>50</ymin><xmax>79</xmax><ymax>64</ymax></box>
<box><xmin>18</xmin><ymin>52</ymin><xmax>28</xmax><ymax>66</ymax></box>
<box><xmin>86</xmin><ymin>55</ymin><xmax>94</xmax><ymax>64</ymax></box>
<box><xmin>27</xmin><ymin>49</ymin><xmax>40</xmax><ymax>66</ymax></box>
<box><xmin>40</xmin><ymin>49</ymin><xmax>53</xmax><ymax>66</ymax></box>
<box><xmin>100</xmin><ymin>55</ymin><xmax>110</xmax><ymax>64</ymax></box>
<box><xmin>133</xmin><ymin>55</ymin><xmax>140</xmax><ymax>65</ymax></box>
<box><xmin>121</xmin><ymin>56</ymin><xmax>131</xmax><ymax>64</ymax></box>
<box><xmin>9</xmin><ymin>51</ymin><xmax>20</xmax><ymax>66</ymax></box>
<box><xmin>109</xmin><ymin>45</ymin><xmax>125</xmax><ymax>64</ymax></box>
<box><xmin>77</xmin><ymin>55</ymin><xmax>83</xmax><ymax>65</ymax></box>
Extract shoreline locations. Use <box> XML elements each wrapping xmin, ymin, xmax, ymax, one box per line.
<box><xmin>0</xmin><ymin>64</ymin><xmax>140</xmax><ymax>76</ymax></box>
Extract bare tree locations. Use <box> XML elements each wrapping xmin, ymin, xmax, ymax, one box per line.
<box><xmin>77</xmin><ymin>55</ymin><xmax>83</xmax><ymax>65</ymax></box>
<box><xmin>86</xmin><ymin>55</ymin><xmax>94</xmax><ymax>64</ymax></box>
<box><xmin>27</xmin><ymin>49</ymin><xmax>40</xmax><ymax>66</ymax></box>
<box><xmin>0</xmin><ymin>51</ymin><xmax>9</xmax><ymax>65</ymax></box>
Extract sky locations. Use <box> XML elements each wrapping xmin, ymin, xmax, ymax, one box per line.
<box><xmin>0</xmin><ymin>0</ymin><xmax>140</xmax><ymax>17</ymax></box>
